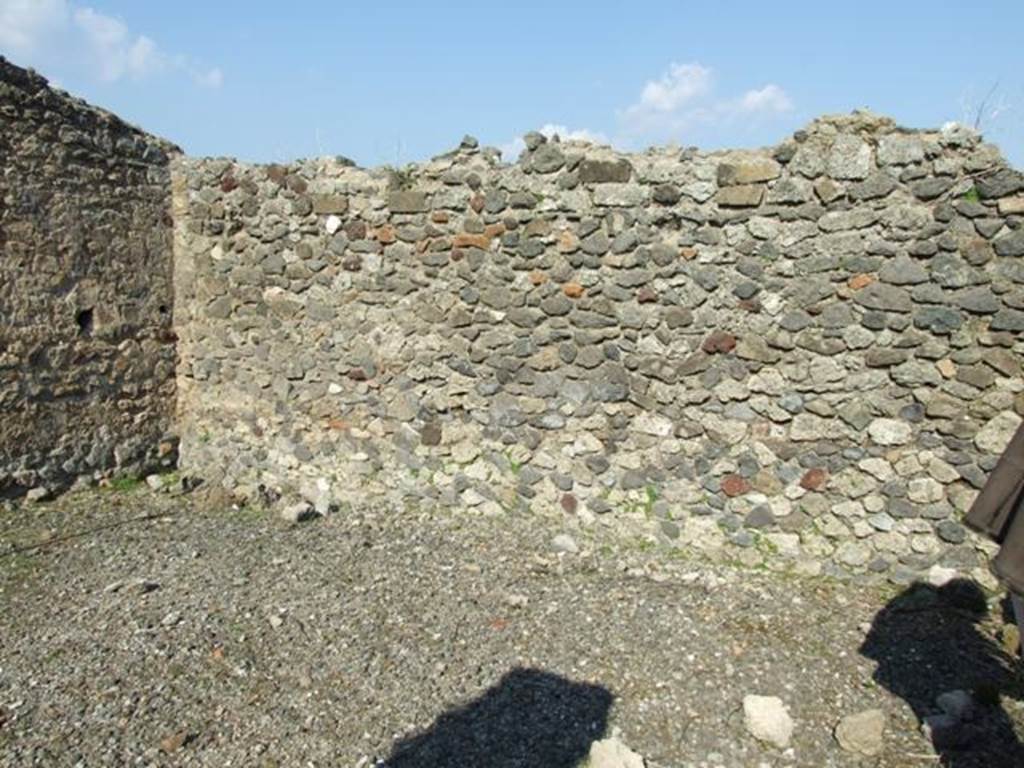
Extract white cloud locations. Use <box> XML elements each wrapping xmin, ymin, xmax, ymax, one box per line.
<box><xmin>630</xmin><ymin>62</ymin><xmax>712</xmax><ymax>115</ymax></box>
<box><xmin>620</xmin><ymin>61</ymin><xmax>793</xmax><ymax>140</ymax></box>
<box><xmin>499</xmin><ymin>123</ymin><xmax>609</xmax><ymax>161</ymax></box>
<box><xmin>0</xmin><ymin>0</ymin><xmax>68</xmax><ymax>54</ymax></box>
<box><xmin>737</xmin><ymin>84</ymin><xmax>793</xmax><ymax>114</ymax></box>
<box><xmin>539</xmin><ymin>123</ymin><xmax>608</xmax><ymax>144</ymax></box>
<box><xmin>73</xmin><ymin>7</ymin><xmax>163</xmax><ymax>81</ymax></box>
<box><xmin>0</xmin><ymin>0</ymin><xmax>221</xmax><ymax>87</ymax></box>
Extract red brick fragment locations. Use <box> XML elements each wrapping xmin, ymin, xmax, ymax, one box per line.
<box><xmin>453</xmin><ymin>233</ymin><xmax>492</xmax><ymax>249</ymax></box>
<box><xmin>800</xmin><ymin>468</ymin><xmax>829</xmax><ymax>491</ymax></box>
<box><xmin>721</xmin><ymin>474</ymin><xmax>750</xmax><ymax>497</ymax></box>
<box><xmin>848</xmin><ymin>273</ymin><xmax>875</xmax><ymax>290</ymax></box>
<box><xmin>702</xmin><ymin>330</ymin><xmax>736</xmax><ymax>354</ymax></box>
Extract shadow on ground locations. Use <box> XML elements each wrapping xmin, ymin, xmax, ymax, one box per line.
<box><xmin>861</xmin><ymin>579</ymin><xmax>1024</xmax><ymax>767</ymax></box>
<box><xmin>380</xmin><ymin>668</ymin><xmax>613</xmax><ymax>767</ymax></box>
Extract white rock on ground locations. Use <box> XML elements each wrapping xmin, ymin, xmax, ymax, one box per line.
<box><xmin>835</xmin><ymin>708</ymin><xmax>886</xmax><ymax>756</ymax></box>
<box><xmin>587</xmin><ymin>736</ymin><xmax>645</xmax><ymax>768</ymax></box>
<box><xmin>280</xmin><ymin>501</ymin><xmax>317</xmax><ymax>523</ymax></box>
<box><xmin>743</xmin><ymin>694</ymin><xmax>794</xmax><ymax>748</ymax></box>
<box><xmin>25</xmin><ymin>486</ymin><xmax>50</xmax><ymax>503</ymax></box>
<box><xmin>552</xmin><ymin>533</ymin><xmax>579</xmax><ymax>554</ymax></box>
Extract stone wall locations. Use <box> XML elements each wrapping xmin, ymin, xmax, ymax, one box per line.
<box><xmin>173</xmin><ymin>113</ymin><xmax>1024</xmax><ymax>581</ymax></box>
<box><xmin>0</xmin><ymin>58</ymin><xmax>179</xmax><ymax>496</ymax></box>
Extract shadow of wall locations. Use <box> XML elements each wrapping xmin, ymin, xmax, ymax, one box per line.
<box><xmin>381</xmin><ymin>667</ymin><xmax>613</xmax><ymax>768</ymax></box>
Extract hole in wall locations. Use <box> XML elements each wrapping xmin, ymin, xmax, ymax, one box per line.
<box><xmin>75</xmin><ymin>308</ymin><xmax>94</xmax><ymax>336</ymax></box>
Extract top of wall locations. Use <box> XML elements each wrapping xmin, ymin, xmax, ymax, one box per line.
<box><xmin>174</xmin><ymin>110</ymin><xmax>1019</xmax><ymax>209</ymax></box>
<box><xmin>174</xmin><ymin>110</ymin><xmax>1021</xmax><ymax>229</ymax></box>
<box><xmin>0</xmin><ymin>56</ymin><xmax>180</xmax><ymax>159</ymax></box>
<box><xmin>181</xmin><ymin>109</ymin><xmax>1015</xmax><ymax>180</ymax></box>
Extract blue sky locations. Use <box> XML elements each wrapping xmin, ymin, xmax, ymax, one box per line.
<box><xmin>2</xmin><ymin>1</ymin><xmax>1022</xmax><ymax>167</ymax></box>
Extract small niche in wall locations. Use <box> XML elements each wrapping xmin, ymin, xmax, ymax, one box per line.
<box><xmin>75</xmin><ymin>308</ymin><xmax>94</xmax><ymax>336</ymax></box>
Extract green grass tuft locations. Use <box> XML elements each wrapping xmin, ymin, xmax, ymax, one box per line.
<box><xmin>107</xmin><ymin>475</ymin><xmax>142</xmax><ymax>492</ymax></box>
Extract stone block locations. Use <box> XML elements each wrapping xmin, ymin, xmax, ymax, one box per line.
<box><xmin>388</xmin><ymin>190</ymin><xmax>428</xmax><ymax>213</ymax></box>
<box><xmin>578</xmin><ymin>158</ymin><xmax>633</xmax><ymax>183</ymax></box>
<box><xmin>717</xmin><ymin>158</ymin><xmax>781</xmax><ymax>186</ymax></box>
<box><xmin>312</xmin><ymin>195</ymin><xmax>348</xmax><ymax>214</ymax></box>
<box><xmin>716</xmin><ymin>184</ymin><xmax>765</xmax><ymax>207</ymax></box>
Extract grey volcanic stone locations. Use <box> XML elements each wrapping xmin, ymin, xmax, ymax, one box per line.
<box><xmin>991</xmin><ymin>309</ymin><xmax>1024</xmax><ymax>332</ymax></box>
<box><xmin>911</xmin><ymin>177</ymin><xmax>954</xmax><ymax>200</ymax></box>
<box><xmin>578</xmin><ymin>159</ymin><xmax>633</xmax><ymax>183</ymax></box>
<box><xmin>913</xmin><ymin>307</ymin><xmax>964</xmax><ymax>335</ymax></box>
<box><xmin>994</xmin><ymin>231</ymin><xmax>1024</xmax><ymax>257</ymax></box>
<box><xmin>388</xmin><ymin>191</ymin><xmax>428</xmax><ymax>213</ymax></box>
<box><xmin>976</xmin><ymin>168</ymin><xmax>1024</xmax><ymax>198</ymax></box>
<box><xmin>850</xmin><ymin>174</ymin><xmax>897</xmax><ymax>201</ymax></box>
<box><xmin>744</xmin><ymin>506</ymin><xmax>775</xmax><ymax>529</ymax></box>
<box><xmin>854</xmin><ymin>283</ymin><xmax>914</xmax><ymax>312</ymax></box>
<box><xmin>531</xmin><ymin>143</ymin><xmax>566</xmax><ymax>174</ymax></box>
<box><xmin>956</xmin><ymin>288</ymin><xmax>1000</xmax><ymax>314</ymax></box>
<box><xmin>653</xmin><ymin>184</ymin><xmax>681</xmax><ymax>204</ymax></box>
<box><xmin>936</xmin><ymin>521</ymin><xmax>966</xmax><ymax>544</ymax></box>
<box><xmin>879</xmin><ymin>256</ymin><xmax>928</xmax><ymax>285</ymax></box>
<box><xmin>523</xmin><ymin>131</ymin><xmax>546</xmax><ymax>150</ymax></box>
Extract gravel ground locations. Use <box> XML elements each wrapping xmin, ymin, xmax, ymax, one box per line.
<box><xmin>1</xmin><ymin>484</ymin><xmax>1023</xmax><ymax>767</ymax></box>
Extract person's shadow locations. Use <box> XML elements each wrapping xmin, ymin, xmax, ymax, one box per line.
<box><xmin>860</xmin><ymin>579</ymin><xmax>1024</xmax><ymax>767</ymax></box>
<box><xmin>379</xmin><ymin>668</ymin><xmax>614</xmax><ymax>767</ymax></box>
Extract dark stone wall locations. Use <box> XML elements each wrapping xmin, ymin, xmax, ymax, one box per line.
<box><xmin>0</xmin><ymin>57</ymin><xmax>179</xmax><ymax>495</ymax></box>
<box><xmin>172</xmin><ymin>114</ymin><xmax>1024</xmax><ymax>582</ymax></box>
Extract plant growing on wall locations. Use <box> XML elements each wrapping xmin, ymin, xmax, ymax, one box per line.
<box><xmin>385</xmin><ymin>165</ymin><xmax>416</xmax><ymax>191</ymax></box>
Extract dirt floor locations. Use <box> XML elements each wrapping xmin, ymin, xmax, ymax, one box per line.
<box><xmin>1</xmin><ymin>482</ymin><xmax>1023</xmax><ymax>767</ymax></box>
